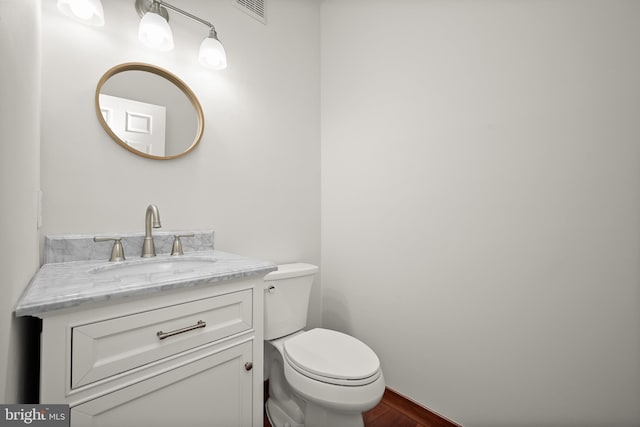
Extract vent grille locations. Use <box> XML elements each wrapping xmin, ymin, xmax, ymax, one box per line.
<box><xmin>233</xmin><ymin>0</ymin><xmax>266</xmax><ymax>24</ymax></box>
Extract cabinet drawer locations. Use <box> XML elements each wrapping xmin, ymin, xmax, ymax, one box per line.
<box><xmin>71</xmin><ymin>289</ymin><xmax>252</xmax><ymax>389</ymax></box>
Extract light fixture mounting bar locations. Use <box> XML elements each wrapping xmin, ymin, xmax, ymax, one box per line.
<box><xmin>158</xmin><ymin>1</ymin><xmax>214</xmax><ymax>29</ymax></box>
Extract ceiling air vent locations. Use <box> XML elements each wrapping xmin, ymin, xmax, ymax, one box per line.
<box><xmin>233</xmin><ymin>0</ymin><xmax>266</xmax><ymax>24</ymax></box>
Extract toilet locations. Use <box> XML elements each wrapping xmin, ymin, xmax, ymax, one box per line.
<box><xmin>264</xmin><ymin>263</ymin><xmax>385</xmax><ymax>427</ymax></box>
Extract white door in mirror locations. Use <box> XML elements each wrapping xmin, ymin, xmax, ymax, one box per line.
<box><xmin>99</xmin><ymin>93</ymin><xmax>166</xmax><ymax>156</ymax></box>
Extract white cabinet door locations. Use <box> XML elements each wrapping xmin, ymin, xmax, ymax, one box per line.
<box><xmin>71</xmin><ymin>340</ymin><xmax>253</xmax><ymax>427</ymax></box>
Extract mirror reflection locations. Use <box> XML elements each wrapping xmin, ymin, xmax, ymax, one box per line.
<box><xmin>95</xmin><ymin>63</ymin><xmax>204</xmax><ymax>160</ymax></box>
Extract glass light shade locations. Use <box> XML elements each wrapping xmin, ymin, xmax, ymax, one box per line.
<box><xmin>199</xmin><ymin>36</ymin><xmax>227</xmax><ymax>70</ymax></box>
<box><xmin>138</xmin><ymin>11</ymin><xmax>174</xmax><ymax>52</ymax></box>
<box><xmin>57</xmin><ymin>0</ymin><xmax>104</xmax><ymax>26</ymax></box>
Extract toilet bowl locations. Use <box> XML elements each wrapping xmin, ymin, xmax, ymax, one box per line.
<box><xmin>264</xmin><ymin>264</ymin><xmax>385</xmax><ymax>427</ymax></box>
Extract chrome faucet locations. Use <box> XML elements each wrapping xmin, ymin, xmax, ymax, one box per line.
<box><xmin>142</xmin><ymin>204</ymin><xmax>162</xmax><ymax>257</ymax></box>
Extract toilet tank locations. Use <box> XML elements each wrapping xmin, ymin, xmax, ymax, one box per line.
<box><xmin>264</xmin><ymin>263</ymin><xmax>318</xmax><ymax>340</ymax></box>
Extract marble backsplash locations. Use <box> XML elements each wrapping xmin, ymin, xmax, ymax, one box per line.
<box><xmin>44</xmin><ymin>230</ymin><xmax>214</xmax><ymax>264</ymax></box>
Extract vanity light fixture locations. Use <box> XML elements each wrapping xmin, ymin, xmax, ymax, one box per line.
<box><xmin>57</xmin><ymin>0</ymin><xmax>105</xmax><ymax>26</ymax></box>
<box><xmin>57</xmin><ymin>0</ymin><xmax>227</xmax><ymax>70</ymax></box>
<box><xmin>136</xmin><ymin>0</ymin><xmax>228</xmax><ymax>70</ymax></box>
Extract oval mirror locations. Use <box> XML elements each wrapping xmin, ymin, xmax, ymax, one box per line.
<box><xmin>95</xmin><ymin>63</ymin><xmax>204</xmax><ymax>160</ymax></box>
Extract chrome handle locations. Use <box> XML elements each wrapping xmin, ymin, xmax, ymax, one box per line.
<box><xmin>157</xmin><ymin>320</ymin><xmax>206</xmax><ymax>340</ymax></box>
<box><xmin>267</xmin><ymin>285</ymin><xmax>276</xmax><ymax>294</ymax></box>
<box><xmin>93</xmin><ymin>236</ymin><xmax>125</xmax><ymax>262</ymax></box>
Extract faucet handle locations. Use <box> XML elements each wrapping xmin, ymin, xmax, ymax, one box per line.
<box><xmin>171</xmin><ymin>233</ymin><xmax>194</xmax><ymax>256</ymax></box>
<box><xmin>94</xmin><ymin>236</ymin><xmax>126</xmax><ymax>262</ymax></box>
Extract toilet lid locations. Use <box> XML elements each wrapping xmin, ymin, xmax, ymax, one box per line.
<box><xmin>283</xmin><ymin>328</ymin><xmax>380</xmax><ymax>385</ymax></box>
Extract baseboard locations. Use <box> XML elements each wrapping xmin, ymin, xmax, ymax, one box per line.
<box><xmin>382</xmin><ymin>387</ymin><xmax>461</xmax><ymax>427</ymax></box>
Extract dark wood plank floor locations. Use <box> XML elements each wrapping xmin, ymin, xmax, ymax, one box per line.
<box><xmin>362</xmin><ymin>401</ymin><xmax>431</xmax><ymax>427</ymax></box>
<box><xmin>264</xmin><ymin>401</ymin><xmax>423</xmax><ymax>427</ymax></box>
<box><xmin>264</xmin><ymin>402</ymin><xmax>438</xmax><ymax>427</ymax></box>
<box><xmin>263</xmin><ymin>383</ymin><xmax>458</xmax><ymax>427</ymax></box>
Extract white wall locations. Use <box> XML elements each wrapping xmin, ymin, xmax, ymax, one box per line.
<box><xmin>6</xmin><ymin>1</ymin><xmax>639</xmax><ymax>423</ymax></box>
<box><xmin>40</xmin><ymin>0</ymin><xmax>321</xmax><ymax>325</ymax></box>
<box><xmin>321</xmin><ymin>1</ymin><xmax>640</xmax><ymax>426</ymax></box>
<box><xmin>0</xmin><ymin>0</ymin><xmax>41</xmax><ymax>403</ymax></box>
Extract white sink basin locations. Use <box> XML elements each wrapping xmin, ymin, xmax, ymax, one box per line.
<box><xmin>89</xmin><ymin>256</ymin><xmax>217</xmax><ymax>279</ymax></box>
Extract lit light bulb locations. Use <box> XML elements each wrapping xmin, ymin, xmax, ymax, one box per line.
<box><xmin>138</xmin><ymin>10</ymin><xmax>174</xmax><ymax>51</ymax></box>
<box><xmin>69</xmin><ymin>0</ymin><xmax>93</xmax><ymax>19</ymax></box>
<box><xmin>199</xmin><ymin>30</ymin><xmax>227</xmax><ymax>70</ymax></box>
<box><xmin>57</xmin><ymin>0</ymin><xmax>104</xmax><ymax>26</ymax></box>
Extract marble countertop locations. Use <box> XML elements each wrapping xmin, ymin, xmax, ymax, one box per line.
<box><xmin>15</xmin><ymin>250</ymin><xmax>277</xmax><ymax>317</ymax></box>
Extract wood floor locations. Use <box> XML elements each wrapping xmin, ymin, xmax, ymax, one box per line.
<box><xmin>264</xmin><ymin>402</ymin><xmax>421</xmax><ymax>427</ymax></box>
<box><xmin>362</xmin><ymin>401</ymin><xmax>436</xmax><ymax>427</ymax></box>
<box><xmin>264</xmin><ymin>402</ymin><xmax>448</xmax><ymax>427</ymax></box>
<box><xmin>264</xmin><ymin>385</ymin><xmax>459</xmax><ymax>427</ymax></box>
<box><xmin>362</xmin><ymin>388</ymin><xmax>459</xmax><ymax>427</ymax></box>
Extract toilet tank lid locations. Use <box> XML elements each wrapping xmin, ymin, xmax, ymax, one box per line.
<box><xmin>264</xmin><ymin>263</ymin><xmax>318</xmax><ymax>281</ymax></box>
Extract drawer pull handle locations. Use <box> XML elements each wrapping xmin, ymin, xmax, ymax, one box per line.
<box><xmin>157</xmin><ymin>320</ymin><xmax>207</xmax><ymax>340</ymax></box>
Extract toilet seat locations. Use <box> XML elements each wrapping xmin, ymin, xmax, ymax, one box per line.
<box><xmin>283</xmin><ymin>328</ymin><xmax>381</xmax><ymax>386</ymax></box>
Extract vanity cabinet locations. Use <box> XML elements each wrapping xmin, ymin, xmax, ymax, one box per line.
<box><xmin>38</xmin><ymin>277</ymin><xmax>265</xmax><ymax>427</ymax></box>
<box><xmin>70</xmin><ymin>340</ymin><xmax>253</xmax><ymax>427</ymax></box>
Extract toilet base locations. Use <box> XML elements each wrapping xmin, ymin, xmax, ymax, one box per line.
<box><xmin>304</xmin><ymin>400</ymin><xmax>364</xmax><ymax>427</ymax></box>
<box><xmin>266</xmin><ymin>397</ymin><xmax>365</xmax><ymax>427</ymax></box>
<box><xmin>266</xmin><ymin>398</ymin><xmax>303</xmax><ymax>427</ymax></box>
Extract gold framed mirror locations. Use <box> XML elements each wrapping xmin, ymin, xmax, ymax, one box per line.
<box><xmin>95</xmin><ymin>62</ymin><xmax>204</xmax><ymax>160</ymax></box>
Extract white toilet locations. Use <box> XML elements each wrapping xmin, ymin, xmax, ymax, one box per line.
<box><xmin>264</xmin><ymin>263</ymin><xmax>385</xmax><ymax>427</ymax></box>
